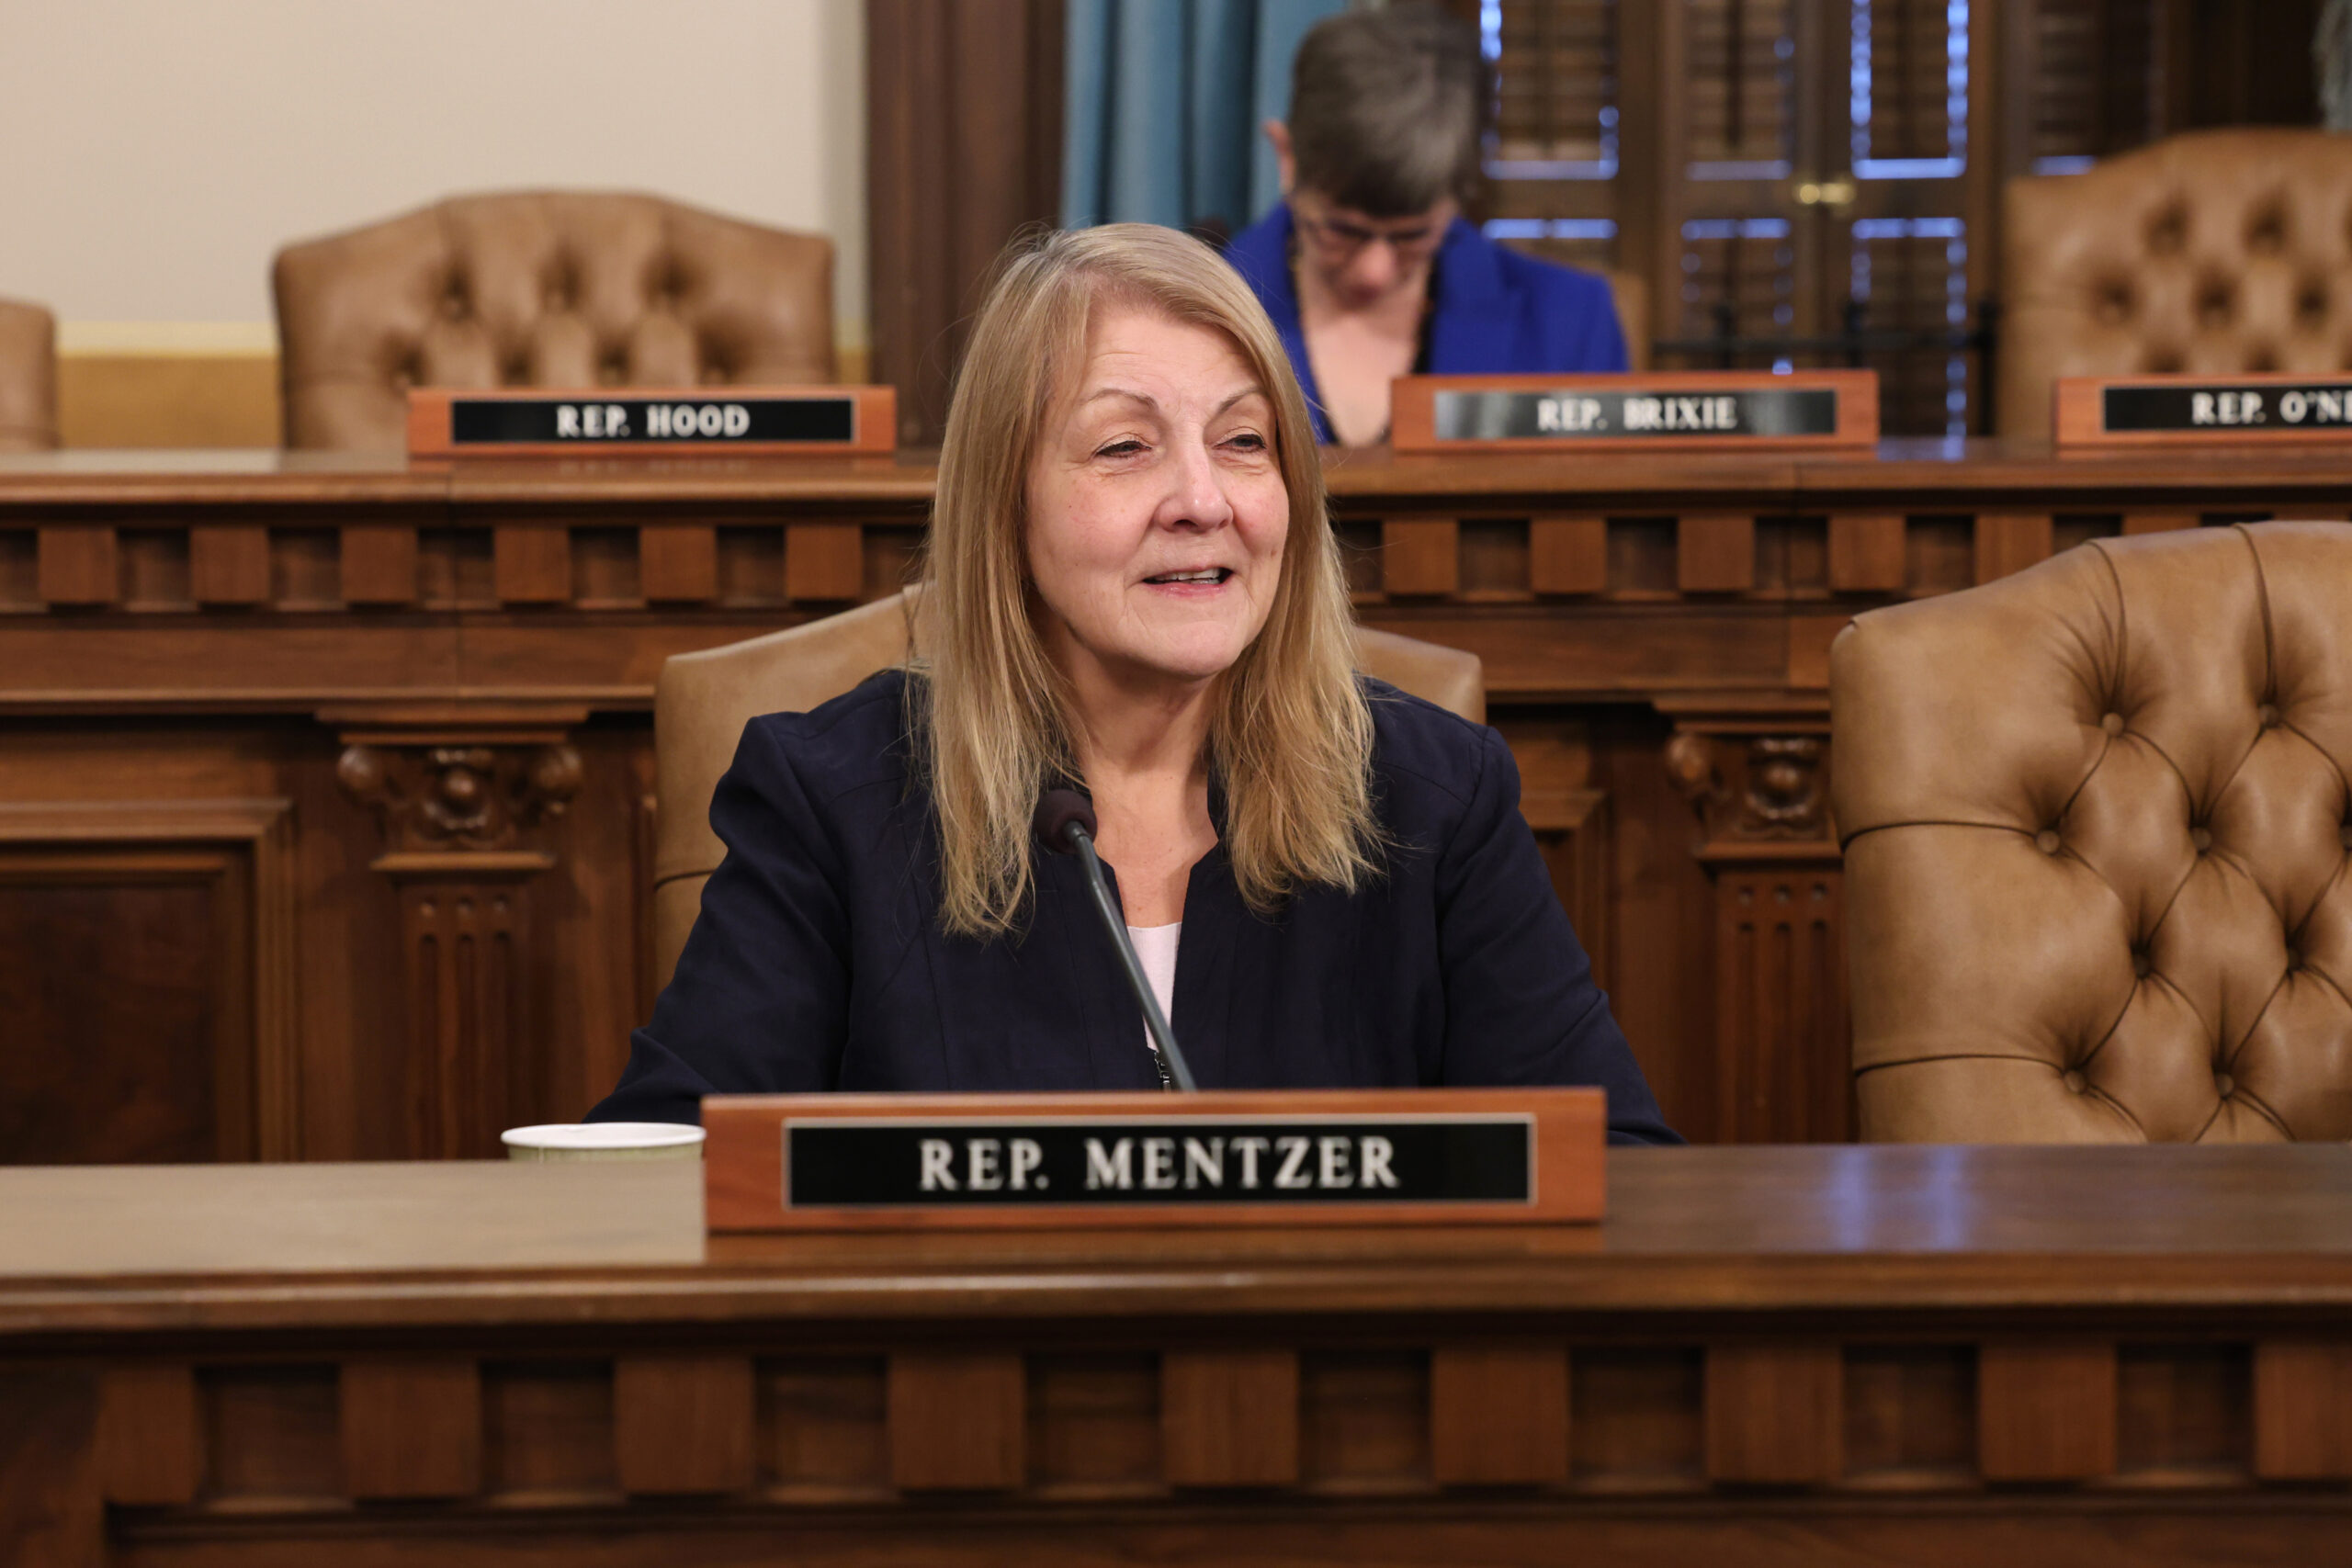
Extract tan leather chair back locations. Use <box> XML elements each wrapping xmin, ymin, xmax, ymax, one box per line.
<box><xmin>2000</xmin><ymin>130</ymin><xmax>2352</xmax><ymax>437</ymax></box>
<box><xmin>1833</xmin><ymin>522</ymin><xmax>2352</xmax><ymax>1143</ymax></box>
<box><xmin>651</xmin><ymin>589</ymin><xmax>1485</xmax><ymax>989</ymax></box>
<box><xmin>0</xmin><ymin>299</ymin><xmax>58</xmax><ymax>452</ymax></box>
<box><xmin>273</xmin><ymin>191</ymin><xmax>834</xmax><ymax>452</ymax></box>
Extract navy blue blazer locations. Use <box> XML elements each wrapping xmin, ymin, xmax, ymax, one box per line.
<box><xmin>1223</xmin><ymin>202</ymin><xmax>1631</xmax><ymax>446</ymax></box>
<box><xmin>591</xmin><ymin>671</ymin><xmax>1677</xmax><ymax>1144</ymax></box>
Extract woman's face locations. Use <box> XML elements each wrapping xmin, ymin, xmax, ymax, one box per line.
<box><xmin>1290</xmin><ymin>188</ymin><xmax>1456</xmax><ymax>310</ymax></box>
<box><xmin>1025</xmin><ymin>303</ymin><xmax>1289</xmax><ymax>694</ymax></box>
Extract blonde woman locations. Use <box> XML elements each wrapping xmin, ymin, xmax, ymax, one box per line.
<box><xmin>592</xmin><ymin>224</ymin><xmax>1673</xmax><ymax>1143</ymax></box>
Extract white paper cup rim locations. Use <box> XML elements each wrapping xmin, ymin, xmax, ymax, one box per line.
<box><xmin>500</xmin><ymin>1122</ymin><xmax>706</xmax><ymax>1151</ymax></box>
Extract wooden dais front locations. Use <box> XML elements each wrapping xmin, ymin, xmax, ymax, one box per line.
<box><xmin>6</xmin><ymin>1148</ymin><xmax>2352</xmax><ymax>1565</ymax></box>
<box><xmin>2</xmin><ymin>445</ymin><xmax>2350</xmax><ymax>1157</ymax></box>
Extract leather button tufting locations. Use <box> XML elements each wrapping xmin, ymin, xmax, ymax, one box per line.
<box><xmin>2101</xmin><ymin>712</ymin><xmax>2125</xmax><ymax>736</ymax></box>
<box><xmin>2214</xmin><ymin>1072</ymin><xmax>2235</xmax><ymax>1098</ymax></box>
<box><xmin>2035</xmin><ymin>829</ymin><xmax>2062</xmax><ymax>854</ymax></box>
<box><xmin>2191</xmin><ymin>826</ymin><xmax>2213</xmax><ymax>852</ymax></box>
<box><xmin>2258</xmin><ymin>704</ymin><xmax>2280</xmax><ymax>727</ymax></box>
<box><xmin>2132</xmin><ymin>949</ymin><xmax>2152</xmax><ymax>977</ymax></box>
<box><xmin>2062</xmin><ymin>1069</ymin><xmax>2087</xmax><ymax>1094</ymax></box>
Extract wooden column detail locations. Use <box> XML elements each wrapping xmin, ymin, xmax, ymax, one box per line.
<box><xmin>640</xmin><ymin>525</ymin><xmax>718</xmax><ymax>603</ymax></box>
<box><xmin>1164</xmin><ymin>1348</ymin><xmax>1299</xmax><ymax>1487</ymax></box>
<box><xmin>1431</xmin><ymin>1347</ymin><xmax>1569</xmax><ymax>1485</ymax></box>
<box><xmin>189</xmin><ymin>525</ymin><xmax>271</xmax><ymax>606</ymax></box>
<box><xmin>1678</xmin><ymin>513</ymin><xmax>1755</xmax><ymax>592</ymax></box>
<box><xmin>887</xmin><ymin>1352</ymin><xmax>1025</xmax><ymax>1491</ymax></box>
<box><xmin>1382</xmin><ymin>520</ymin><xmax>1460</xmax><ymax>596</ymax></box>
<box><xmin>342</xmin><ymin>525</ymin><xmax>419</xmax><ymax>605</ymax></box>
<box><xmin>1705</xmin><ymin>1344</ymin><xmax>1842</xmax><ymax>1483</ymax></box>
<box><xmin>2254</xmin><ymin>1340</ymin><xmax>2352</xmax><ymax>1480</ymax></box>
<box><xmin>1973</xmin><ymin>513</ymin><xmax>2052</xmax><ymax>583</ymax></box>
<box><xmin>615</xmin><ymin>1355</ymin><xmax>755</xmax><ymax>1495</ymax></box>
<box><xmin>1530</xmin><ymin>516</ymin><xmax>1607</xmax><ymax>594</ymax></box>
<box><xmin>786</xmin><ymin>523</ymin><xmax>865</xmax><ymax>603</ymax></box>
<box><xmin>37</xmin><ymin>527</ymin><xmax>117</xmax><ymax>606</ymax></box>
<box><xmin>493</xmin><ymin>526</ymin><xmax>571</xmax><ymax>604</ymax></box>
<box><xmin>1827</xmin><ymin>513</ymin><xmax>1906</xmax><ymax>592</ymax></box>
<box><xmin>98</xmin><ymin>1365</ymin><xmax>200</xmax><ymax>1506</ymax></box>
<box><xmin>1979</xmin><ymin>1342</ymin><xmax>2116</xmax><ymax>1481</ymax></box>
<box><xmin>334</xmin><ymin>709</ymin><xmax>584</xmax><ymax>1158</ymax></box>
<box><xmin>342</xmin><ymin>1359</ymin><xmax>481</xmax><ymax>1498</ymax></box>
<box><xmin>1664</xmin><ymin>709</ymin><xmax>1847</xmax><ymax>1143</ymax></box>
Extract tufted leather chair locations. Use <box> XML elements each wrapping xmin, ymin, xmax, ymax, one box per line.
<box><xmin>2000</xmin><ymin>130</ymin><xmax>2352</xmax><ymax>437</ymax></box>
<box><xmin>273</xmin><ymin>192</ymin><xmax>834</xmax><ymax>451</ymax></box>
<box><xmin>650</xmin><ymin>588</ymin><xmax>1485</xmax><ymax>990</ymax></box>
<box><xmin>1834</xmin><ymin>523</ymin><xmax>2352</xmax><ymax>1143</ymax></box>
<box><xmin>0</xmin><ymin>298</ymin><xmax>58</xmax><ymax>452</ymax></box>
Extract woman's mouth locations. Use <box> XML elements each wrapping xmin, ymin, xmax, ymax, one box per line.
<box><xmin>1143</xmin><ymin>568</ymin><xmax>1233</xmax><ymax>586</ymax></box>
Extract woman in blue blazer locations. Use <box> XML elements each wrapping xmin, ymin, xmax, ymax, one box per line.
<box><xmin>589</xmin><ymin>222</ymin><xmax>1675</xmax><ymax>1145</ymax></box>
<box><xmin>1224</xmin><ymin>5</ymin><xmax>1628</xmax><ymax>446</ymax></box>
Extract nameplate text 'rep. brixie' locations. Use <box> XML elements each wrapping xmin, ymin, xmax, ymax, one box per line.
<box><xmin>1390</xmin><ymin>371</ymin><xmax>1877</xmax><ymax>454</ymax></box>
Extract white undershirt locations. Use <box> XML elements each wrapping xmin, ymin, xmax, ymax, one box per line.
<box><xmin>1125</xmin><ymin>920</ymin><xmax>1182</xmax><ymax>1053</ymax></box>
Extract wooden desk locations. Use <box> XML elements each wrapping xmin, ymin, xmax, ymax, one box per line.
<box><xmin>2</xmin><ymin>445</ymin><xmax>2348</xmax><ymax>1159</ymax></box>
<box><xmin>5</xmin><ymin>1146</ymin><xmax>2351</xmax><ymax>1565</ymax></box>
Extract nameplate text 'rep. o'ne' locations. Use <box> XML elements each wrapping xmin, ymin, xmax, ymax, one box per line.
<box><xmin>1389</xmin><ymin>370</ymin><xmax>1877</xmax><ymax>454</ymax></box>
<box><xmin>2056</xmin><ymin>374</ymin><xmax>2352</xmax><ymax>448</ymax></box>
<box><xmin>702</xmin><ymin>1089</ymin><xmax>1605</xmax><ymax>1232</ymax></box>
<box><xmin>405</xmin><ymin>385</ymin><xmax>898</xmax><ymax>458</ymax></box>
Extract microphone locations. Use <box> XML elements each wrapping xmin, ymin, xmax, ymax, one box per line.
<box><xmin>1034</xmin><ymin>787</ymin><xmax>1200</xmax><ymax>1091</ymax></box>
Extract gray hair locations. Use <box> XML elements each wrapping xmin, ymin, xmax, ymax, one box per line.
<box><xmin>1287</xmin><ymin>3</ymin><xmax>1488</xmax><ymax>217</ymax></box>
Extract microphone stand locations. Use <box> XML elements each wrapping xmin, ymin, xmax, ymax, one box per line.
<box><xmin>1035</xmin><ymin>789</ymin><xmax>1200</xmax><ymax>1091</ymax></box>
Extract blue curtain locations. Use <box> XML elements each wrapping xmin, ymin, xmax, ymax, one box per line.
<box><xmin>1061</xmin><ymin>0</ymin><xmax>1349</xmax><ymax>241</ymax></box>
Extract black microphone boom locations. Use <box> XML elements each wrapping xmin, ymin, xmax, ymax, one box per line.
<box><xmin>1033</xmin><ymin>787</ymin><xmax>1200</xmax><ymax>1091</ymax></box>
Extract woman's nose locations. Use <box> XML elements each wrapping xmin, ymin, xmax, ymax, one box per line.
<box><xmin>1159</xmin><ymin>437</ymin><xmax>1235</xmax><ymax>530</ymax></box>
<box><xmin>1343</xmin><ymin>241</ymin><xmax>1402</xmax><ymax>295</ymax></box>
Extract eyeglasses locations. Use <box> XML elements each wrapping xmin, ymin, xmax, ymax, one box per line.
<box><xmin>1291</xmin><ymin>199</ymin><xmax>1452</xmax><ymax>265</ymax></box>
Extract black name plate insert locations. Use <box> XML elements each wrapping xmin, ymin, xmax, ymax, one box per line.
<box><xmin>784</xmin><ymin>1113</ymin><xmax>1533</xmax><ymax>1211</ymax></box>
<box><xmin>450</xmin><ymin>394</ymin><xmax>855</xmax><ymax>446</ymax></box>
<box><xmin>1433</xmin><ymin>387</ymin><xmax>1838</xmax><ymax>442</ymax></box>
<box><xmin>2101</xmin><ymin>382</ymin><xmax>2352</xmax><ymax>434</ymax></box>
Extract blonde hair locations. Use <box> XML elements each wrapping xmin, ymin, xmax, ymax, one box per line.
<box><xmin>920</xmin><ymin>223</ymin><xmax>1378</xmax><ymax>938</ymax></box>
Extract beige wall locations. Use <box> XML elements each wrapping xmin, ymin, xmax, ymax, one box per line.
<box><xmin>0</xmin><ymin>0</ymin><xmax>867</xmax><ymax>444</ymax></box>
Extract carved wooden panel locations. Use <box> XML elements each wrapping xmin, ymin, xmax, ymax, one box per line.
<box><xmin>97</xmin><ymin>1365</ymin><xmax>200</xmax><ymax>1506</ymax></box>
<box><xmin>0</xmin><ymin>800</ymin><xmax>297</xmax><ymax>1163</ymax></box>
<box><xmin>1431</xmin><ymin>1346</ymin><xmax>1571</xmax><ymax>1485</ymax></box>
<box><xmin>888</xmin><ymin>1352</ymin><xmax>1025</xmax><ymax>1492</ymax></box>
<box><xmin>614</xmin><ymin>1354</ymin><xmax>755</xmax><ymax>1495</ymax></box>
<box><xmin>341</xmin><ymin>1359</ymin><xmax>481</xmax><ymax>1499</ymax></box>
<box><xmin>45</xmin><ymin>1335</ymin><xmax>2351</xmax><ymax>1568</ymax></box>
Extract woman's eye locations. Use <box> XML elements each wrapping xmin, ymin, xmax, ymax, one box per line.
<box><xmin>1223</xmin><ymin>431</ymin><xmax>1268</xmax><ymax>452</ymax></box>
<box><xmin>1095</xmin><ymin>439</ymin><xmax>1146</xmax><ymax>458</ymax></box>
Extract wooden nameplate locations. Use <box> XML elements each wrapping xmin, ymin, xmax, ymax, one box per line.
<box><xmin>1389</xmin><ymin>370</ymin><xmax>1877</xmax><ymax>454</ymax></box>
<box><xmin>703</xmin><ymin>1088</ymin><xmax>1605</xmax><ymax>1232</ymax></box>
<box><xmin>2056</xmin><ymin>372</ymin><xmax>2352</xmax><ymax>448</ymax></box>
<box><xmin>406</xmin><ymin>385</ymin><xmax>896</xmax><ymax>458</ymax></box>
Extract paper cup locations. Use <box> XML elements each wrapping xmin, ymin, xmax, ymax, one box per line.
<box><xmin>501</xmin><ymin>1122</ymin><xmax>707</xmax><ymax>1162</ymax></box>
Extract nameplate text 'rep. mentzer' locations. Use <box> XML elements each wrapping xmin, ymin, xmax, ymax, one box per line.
<box><xmin>701</xmin><ymin>1089</ymin><xmax>1605</xmax><ymax>1232</ymax></box>
<box><xmin>405</xmin><ymin>385</ymin><xmax>897</xmax><ymax>458</ymax></box>
<box><xmin>1389</xmin><ymin>370</ymin><xmax>1877</xmax><ymax>454</ymax></box>
<box><xmin>2056</xmin><ymin>373</ymin><xmax>2352</xmax><ymax>447</ymax></box>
